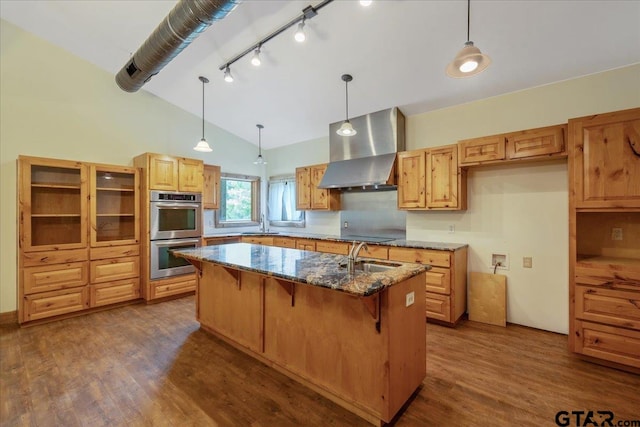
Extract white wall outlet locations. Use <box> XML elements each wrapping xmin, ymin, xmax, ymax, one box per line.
<box><xmin>491</xmin><ymin>253</ymin><xmax>509</xmax><ymax>271</ymax></box>
<box><xmin>448</xmin><ymin>225</ymin><xmax>455</xmax><ymax>234</ymax></box>
<box><xmin>343</xmin><ymin>221</ymin><xmax>349</xmax><ymax>229</ymax></box>
<box><xmin>405</xmin><ymin>291</ymin><xmax>415</xmax><ymax>307</ymax></box>
<box><xmin>523</xmin><ymin>257</ymin><xmax>533</xmax><ymax>268</ymax></box>
<box><xmin>611</xmin><ymin>228</ymin><xmax>623</xmax><ymax>241</ymax></box>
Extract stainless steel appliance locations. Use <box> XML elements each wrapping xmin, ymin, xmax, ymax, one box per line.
<box><xmin>150</xmin><ymin>237</ymin><xmax>201</xmax><ymax>279</ymax></box>
<box><xmin>149</xmin><ymin>191</ymin><xmax>202</xmax><ymax>279</ymax></box>
<box><xmin>150</xmin><ymin>191</ymin><xmax>202</xmax><ymax>240</ymax></box>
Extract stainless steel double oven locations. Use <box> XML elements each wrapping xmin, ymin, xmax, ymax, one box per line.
<box><xmin>149</xmin><ymin>191</ymin><xmax>202</xmax><ymax>280</ymax></box>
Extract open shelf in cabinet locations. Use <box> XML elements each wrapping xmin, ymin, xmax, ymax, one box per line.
<box><xmin>31</xmin><ymin>216</ymin><xmax>82</xmax><ymax>246</ymax></box>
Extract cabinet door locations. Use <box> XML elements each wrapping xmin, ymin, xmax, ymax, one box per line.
<box><xmin>458</xmin><ymin>135</ymin><xmax>506</xmax><ymax>165</ymax></box>
<box><xmin>425</xmin><ymin>293</ymin><xmax>451</xmax><ymax>322</ymax></box>
<box><xmin>19</xmin><ymin>157</ymin><xmax>88</xmax><ymax>252</ymax></box>
<box><xmin>149</xmin><ymin>155</ymin><xmax>178</xmax><ymax>191</ymax></box>
<box><xmin>178</xmin><ymin>158</ymin><xmax>204</xmax><ymax>193</ymax></box>
<box><xmin>427</xmin><ymin>145</ymin><xmax>462</xmax><ymax>209</ymax></box>
<box><xmin>90</xmin><ymin>164</ymin><xmax>139</xmax><ymax>246</ymax></box>
<box><xmin>397</xmin><ymin>150</ymin><xmax>426</xmax><ymax>209</ymax></box>
<box><xmin>203</xmin><ymin>164</ymin><xmax>221</xmax><ymax>209</ymax></box>
<box><xmin>506</xmin><ymin>125</ymin><xmax>565</xmax><ymax>160</ymax></box>
<box><xmin>295</xmin><ymin>167</ymin><xmax>311</xmax><ymax>210</ymax></box>
<box><xmin>310</xmin><ymin>164</ymin><xmax>330</xmax><ymax>210</ymax></box>
<box><xmin>570</xmin><ymin>108</ymin><xmax>640</xmax><ymax>208</ymax></box>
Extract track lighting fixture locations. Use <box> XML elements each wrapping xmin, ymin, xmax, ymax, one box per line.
<box><xmin>217</xmin><ymin>1</ymin><xmax>332</xmax><ymax>77</ymax></box>
<box><xmin>294</xmin><ymin>19</ymin><xmax>306</xmax><ymax>42</ymax></box>
<box><xmin>336</xmin><ymin>74</ymin><xmax>356</xmax><ymax>137</ymax></box>
<box><xmin>193</xmin><ymin>76</ymin><xmax>213</xmax><ymax>153</ymax></box>
<box><xmin>446</xmin><ymin>0</ymin><xmax>490</xmax><ymax>78</ymax></box>
<box><xmin>251</xmin><ymin>47</ymin><xmax>262</xmax><ymax>66</ymax></box>
<box><xmin>223</xmin><ymin>65</ymin><xmax>234</xmax><ymax>82</ymax></box>
<box><xmin>253</xmin><ymin>124</ymin><xmax>267</xmax><ymax>165</ymax></box>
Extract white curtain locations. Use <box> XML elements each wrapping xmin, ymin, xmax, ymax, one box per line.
<box><xmin>268</xmin><ymin>179</ymin><xmax>303</xmax><ymax>221</ymax></box>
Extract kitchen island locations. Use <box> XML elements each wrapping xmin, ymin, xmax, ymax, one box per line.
<box><xmin>174</xmin><ymin>243</ymin><xmax>428</xmax><ymax>426</ymax></box>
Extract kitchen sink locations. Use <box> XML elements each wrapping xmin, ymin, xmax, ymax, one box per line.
<box><xmin>340</xmin><ymin>260</ymin><xmax>402</xmax><ymax>273</ymax></box>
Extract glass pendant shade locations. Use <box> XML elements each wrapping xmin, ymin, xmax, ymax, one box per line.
<box><xmin>446</xmin><ymin>41</ymin><xmax>490</xmax><ymax>78</ymax></box>
<box><xmin>193</xmin><ymin>76</ymin><xmax>212</xmax><ymax>152</ymax></box>
<box><xmin>194</xmin><ymin>138</ymin><xmax>212</xmax><ymax>152</ymax></box>
<box><xmin>337</xmin><ymin>120</ymin><xmax>357</xmax><ymax>136</ymax></box>
<box><xmin>253</xmin><ymin>124</ymin><xmax>267</xmax><ymax>165</ymax></box>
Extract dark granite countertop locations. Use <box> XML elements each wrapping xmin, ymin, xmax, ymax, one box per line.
<box><xmin>203</xmin><ymin>232</ymin><xmax>468</xmax><ymax>251</ymax></box>
<box><xmin>173</xmin><ymin>243</ymin><xmax>429</xmax><ymax>297</ymax></box>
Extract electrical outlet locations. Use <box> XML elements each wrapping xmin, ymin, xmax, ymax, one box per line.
<box><xmin>343</xmin><ymin>221</ymin><xmax>349</xmax><ymax>229</ymax></box>
<box><xmin>405</xmin><ymin>291</ymin><xmax>415</xmax><ymax>307</ymax></box>
<box><xmin>448</xmin><ymin>225</ymin><xmax>455</xmax><ymax>234</ymax></box>
<box><xmin>523</xmin><ymin>257</ymin><xmax>533</xmax><ymax>268</ymax></box>
<box><xmin>611</xmin><ymin>228</ymin><xmax>623</xmax><ymax>241</ymax></box>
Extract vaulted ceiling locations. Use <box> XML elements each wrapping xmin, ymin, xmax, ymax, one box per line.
<box><xmin>1</xmin><ymin>1</ymin><xmax>639</xmax><ymax>149</ymax></box>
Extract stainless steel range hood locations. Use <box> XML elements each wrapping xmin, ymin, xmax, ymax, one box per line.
<box><xmin>318</xmin><ymin>107</ymin><xmax>405</xmax><ymax>190</ymax></box>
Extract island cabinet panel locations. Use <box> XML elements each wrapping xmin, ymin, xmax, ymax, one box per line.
<box><xmin>198</xmin><ymin>265</ymin><xmax>264</xmax><ymax>353</ymax></box>
<box><xmin>261</xmin><ymin>274</ymin><xmax>426</xmax><ymax>424</ymax></box>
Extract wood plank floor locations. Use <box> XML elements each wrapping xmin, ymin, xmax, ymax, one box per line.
<box><xmin>1</xmin><ymin>296</ymin><xmax>638</xmax><ymax>426</ymax></box>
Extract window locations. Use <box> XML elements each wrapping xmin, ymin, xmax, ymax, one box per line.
<box><xmin>267</xmin><ymin>176</ymin><xmax>305</xmax><ymax>228</ymax></box>
<box><xmin>215</xmin><ymin>173</ymin><xmax>260</xmax><ymax>227</ymax></box>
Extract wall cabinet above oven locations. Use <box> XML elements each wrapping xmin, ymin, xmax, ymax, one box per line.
<box><xmin>17</xmin><ymin>156</ymin><xmax>142</xmax><ymax>325</ymax></box>
<box><xmin>140</xmin><ymin>153</ymin><xmax>204</xmax><ymax>193</ymax></box>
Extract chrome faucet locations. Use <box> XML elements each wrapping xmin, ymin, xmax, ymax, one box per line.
<box><xmin>259</xmin><ymin>214</ymin><xmax>266</xmax><ymax>233</ymax></box>
<box><xmin>347</xmin><ymin>241</ymin><xmax>369</xmax><ymax>273</ymax></box>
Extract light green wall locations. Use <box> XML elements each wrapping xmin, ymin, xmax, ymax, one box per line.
<box><xmin>0</xmin><ymin>20</ymin><xmax>260</xmax><ymax>313</ymax></box>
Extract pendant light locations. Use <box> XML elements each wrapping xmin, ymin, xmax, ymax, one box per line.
<box><xmin>336</xmin><ymin>74</ymin><xmax>357</xmax><ymax>137</ymax></box>
<box><xmin>253</xmin><ymin>124</ymin><xmax>267</xmax><ymax>165</ymax></box>
<box><xmin>193</xmin><ymin>76</ymin><xmax>213</xmax><ymax>152</ymax></box>
<box><xmin>446</xmin><ymin>0</ymin><xmax>491</xmax><ymax>78</ymax></box>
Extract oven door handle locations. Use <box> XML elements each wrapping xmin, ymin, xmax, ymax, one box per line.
<box><xmin>152</xmin><ymin>202</ymin><xmax>201</xmax><ymax>209</ymax></box>
<box><xmin>154</xmin><ymin>238</ymin><xmax>201</xmax><ymax>247</ymax></box>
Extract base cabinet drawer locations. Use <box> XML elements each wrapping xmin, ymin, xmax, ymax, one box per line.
<box><xmin>362</xmin><ymin>245</ymin><xmax>388</xmax><ymax>260</ymax></box>
<box><xmin>241</xmin><ymin>236</ymin><xmax>273</xmax><ymax>246</ymax></box>
<box><xmin>23</xmin><ymin>262</ymin><xmax>88</xmax><ymax>294</ymax></box>
<box><xmin>151</xmin><ymin>276</ymin><xmax>196</xmax><ymax>299</ymax></box>
<box><xmin>425</xmin><ymin>293</ymin><xmax>451</xmax><ymax>322</ymax></box>
<box><xmin>575</xmin><ymin>285</ymin><xmax>640</xmax><ymax>330</ymax></box>
<box><xmin>315</xmin><ymin>241</ymin><xmax>350</xmax><ymax>255</ymax></box>
<box><xmin>574</xmin><ymin>320</ymin><xmax>640</xmax><ymax>369</ymax></box>
<box><xmin>425</xmin><ymin>267</ymin><xmax>451</xmax><ymax>295</ymax></box>
<box><xmin>388</xmin><ymin>247</ymin><xmax>450</xmax><ymax>268</ymax></box>
<box><xmin>23</xmin><ymin>287</ymin><xmax>89</xmax><ymax>322</ymax></box>
<box><xmin>90</xmin><ymin>256</ymin><xmax>139</xmax><ymax>284</ymax></box>
<box><xmin>90</xmin><ymin>278</ymin><xmax>140</xmax><ymax>307</ymax></box>
<box><xmin>272</xmin><ymin>237</ymin><xmax>297</xmax><ymax>248</ymax></box>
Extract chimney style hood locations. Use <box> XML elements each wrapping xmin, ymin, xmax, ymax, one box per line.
<box><xmin>318</xmin><ymin>107</ymin><xmax>405</xmax><ymax>190</ymax></box>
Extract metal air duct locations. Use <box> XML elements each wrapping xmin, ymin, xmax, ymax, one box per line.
<box><xmin>116</xmin><ymin>0</ymin><xmax>240</xmax><ymax>93</ymax></box>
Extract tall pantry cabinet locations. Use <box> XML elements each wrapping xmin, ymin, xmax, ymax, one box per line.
<box><xmin>18</xmin><ymin>156</ymin><xmax>141</xmax><ymax>324</ymax></box>
<box><xmin>568</xmin><ymin>108</ymin><xmax>640</xmax><ymax>371</ymax></box>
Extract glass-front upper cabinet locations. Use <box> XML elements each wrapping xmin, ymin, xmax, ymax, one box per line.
<box><xmin>19</xmin><ymin>156</ymin><xmax>88</xmax><ymax>252</ymax></box>
<box><xmin>90</xmin><ymin>164</ymin><xmax>139</xmax><ymax>246</ymax></box>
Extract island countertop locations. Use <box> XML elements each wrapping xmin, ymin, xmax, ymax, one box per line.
<box><xmin>173</xmin><ymin>243</ymin><xmax>429</xmax><ymax>297</ymax></box>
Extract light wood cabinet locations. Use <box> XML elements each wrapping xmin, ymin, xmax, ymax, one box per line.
<box><xmin>295</xmin><ymin>164</ymin><xmax>341</xmax><ymax>211</ymax></box>
<box><xmin>388</xmin><ymin>246</ymin><xmax>467</xmax><ymax>326</ymax></box>
<box><xmin>241</xmin><ymin>236</ymin><xmax>274</xmax><ymax>246</ymax></box>
<box><xmin>459</xmin><ymin>124</ymin><xmax>567</xmax><ymax>167</ymax></box>
<box><xmin>427</xmin><ymin>145</ymin><xmax>466</xmax><ymax>209</ymax></box>
<box><xmin>203</xmin><ymin>236</ymin><xmax>241</xmax><ymax>246</ymax></box>
<box><xmin>273</xmin><ymin>237</ymin><xmax>297</xmax><ymax>248</ymax></box>
<box><xmin>458</xmin><ymin>135</ymin><xmax>506</xmax><ymax>165</ymax></box>
<box><xmin>90</xmin><ymin>164</ymin><xmax>139</xmax><ymax>247</ymax></box>
<box><xmin>315</xmin><ymin>241</ymin><xmax>350</xmax><ymax>255</ymax></box>
<box><xmin>18</xmin><ymin>156</ymin><xmax>88</xmax><ymax>252</ymax></box>
<box><xmin>18</xmin><ymin>156</ymin><xmax>141</xmax><ymax>324</ymax></box>
<box><xmin>90</xmin><ymin>278</ymin><xmax>140</xmax><ymax>308</ymax></box>
<box><xmin>144</xmin><ymin>153</ymin><xmax>204</xmax><ymax>192</ymax></box>
<box><xmin>569</xmin><ymin>108</ymin><xmax>640</xmax><ymax>208</ymax></box>
<box><xmin>202</xmin><ymin>164</ymin><xmax>221</xmax><ymax>210</ymax></box>
<box><xmin>569</xmin><ymin>108</ymin><xmax>640</xmax><ymax>372</ymax></box>
<box><xmin>398</xmin><ymin>146</ymin><xmax>466</xmax><ymax>211</ymax></box>
<box><xmin>296</xmin><ymin>239</ymin><xmax>316</xmax><ymax>251</ymax></box>
<box><xmin>397</xmin><ymin>150</ymin><xmax>426</xmax><ymax>209</ymax></box>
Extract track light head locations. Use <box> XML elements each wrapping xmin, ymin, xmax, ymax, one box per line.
<box><xmin>251</xmin><ymin>47</ymin><xmax>262</xmax><ymax>67</ymax></box>
<box><xmin>294</xmin><ymin>20</ymin><xmax>306</xmax><ymax>43</ymax></box>
<box><xmin>223</xmin><ymin>65</ymin><xmax>234</xmax><ymax>82</ymax></box>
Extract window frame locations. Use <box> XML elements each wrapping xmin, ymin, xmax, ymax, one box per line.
<box><xmin>214</xmin><ymin>172</ymin><xmax>261</xmax><ymax>228</ymax></box>
<box><xmin>267</xmin><ymin>175</ymin><xmax>305</xmax><ymax>228</ymax></box>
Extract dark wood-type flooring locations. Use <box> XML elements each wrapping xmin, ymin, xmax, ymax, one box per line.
<box><xmin>1</xmin><ymin>296</ymin><xmax>638</xmax><ymax>426</ymax></box>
